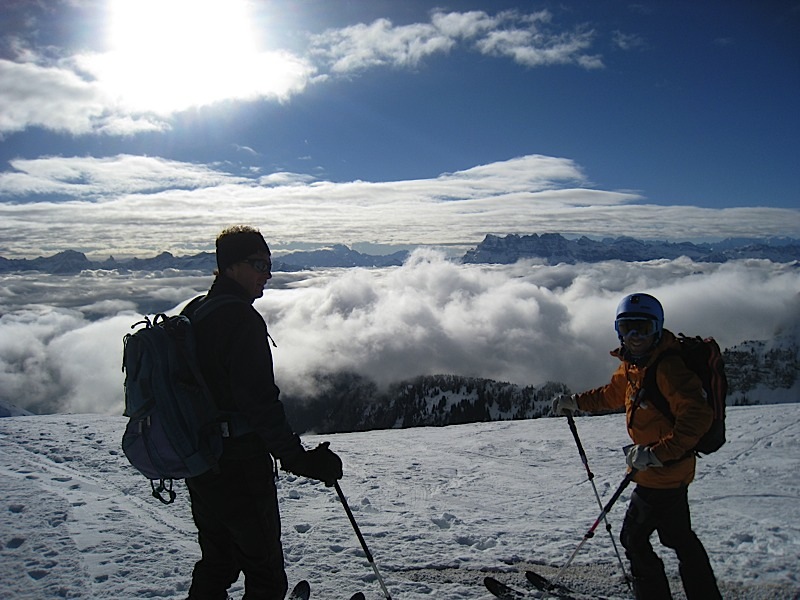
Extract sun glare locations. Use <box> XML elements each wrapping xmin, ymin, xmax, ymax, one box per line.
<box><xmin>98</xmin><ymin>0</ymin><xmax>267</xmax><ymax>114</ymax></box>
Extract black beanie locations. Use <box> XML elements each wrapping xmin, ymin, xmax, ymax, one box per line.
<box><xmin>216</xmin><ymin>229</ymin><xmax>270</xmax><ymax>273</ymax></box>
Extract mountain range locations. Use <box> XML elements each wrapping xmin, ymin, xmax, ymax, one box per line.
<box><xmin>0</xmin><ymin>245</ymin><xmax>408</xmax><ymax>274</ymax></box>
<box><xmin>462</xmin><ymin>233</ymin><xmax>800</xmax><ymax>264</ymax></box>
<box><xmin>1</xmin><ymin>234</ymin><xmax>799</xmax><ymax>273</ymax></box>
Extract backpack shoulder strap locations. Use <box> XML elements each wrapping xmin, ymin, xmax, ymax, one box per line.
<box><xmin>182</xmin><ymin>294</ymin><xmax>246</xmax><ymax>323</ymax></box>
<box><xmin>179</xmin><ymin>293</ymin><xmax>254</xmax><ymax>437</ymax></box>
<box><xmin>643</xmin><ymin>350</ymin><xmax>679</xmax><ymax>424</ymax></box>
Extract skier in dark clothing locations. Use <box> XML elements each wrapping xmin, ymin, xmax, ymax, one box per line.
<box><xmin>552</xmin><ymin>293</ymin><xmax>721</xmax><ymax>600</ymax></box>
<box><xmin>183</xmin><ymin>225</ymin><xmax>343</xmax><ymax>600</ymax></box>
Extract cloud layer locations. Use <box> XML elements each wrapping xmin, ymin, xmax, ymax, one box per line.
<box><xmin>1</xmin><ymin>255</ymin><xmax>797</xmax><ymax>415</ymax></box>
<box><xmin>1</xmin><ymin>153</ymin><xmax>798</xmax><ymax>260</ymax></box>
<box><xmin>1</xmin><ymin>7</ymin><xmax>602</xmax><ymax>136</ymax></box>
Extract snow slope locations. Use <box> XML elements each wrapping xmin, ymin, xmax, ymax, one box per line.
<box><xmin>1</xmin><ymin>405</ymin><xmax>799</xmax><ymax>599</ymax></box>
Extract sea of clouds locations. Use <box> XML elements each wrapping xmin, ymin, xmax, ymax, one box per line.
<box><xmin>0</xmin><ymin>251</ymin><xmax>798</xmax><ymax>415</ymax></box>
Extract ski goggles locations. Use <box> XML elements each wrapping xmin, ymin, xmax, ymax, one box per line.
<box><xmin>240</xmin><ymin>258</ymin><xmax>272</xmax><ymax>273</ymax></box>
<box><xmin>615</xmin><ymin>318</ymin><xmax>657</xmax><ymax>338</ymax></box>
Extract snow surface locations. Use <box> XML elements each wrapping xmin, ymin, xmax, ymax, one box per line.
<box><xmin>1</xmin><ymin>405</ymin><xmax>799</xmax><ymax>599</ymax></box>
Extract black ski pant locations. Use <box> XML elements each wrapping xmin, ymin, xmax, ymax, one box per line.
<box><xmin>620</xmin><ymin>484</ymin><xmax>721</xmax><ymax>600</ymax></box>
<box><xmin>186</xmin><ymin>454</ymin><xmax>287</xmax><ymax>600</ymax></box>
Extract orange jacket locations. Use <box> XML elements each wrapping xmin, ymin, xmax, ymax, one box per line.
<box><xmin>574</xmin><ymin>329</ymin><xmax>713</xmax><ymax>489</ymax></box>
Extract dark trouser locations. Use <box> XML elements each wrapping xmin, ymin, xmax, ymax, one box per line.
<box><xmin>620</xmin><ymin>485</ymin><xmax>721</xmax><ymax>600</ymax></box>
<box><xmin>186</xmin><ymin>455</ymin><xmax>287</xmax><ymax>600</ymax></box>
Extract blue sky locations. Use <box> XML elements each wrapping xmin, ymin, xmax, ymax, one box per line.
<box><xmin>0</xmin><ymin>0</ymin><xmax>798</xmax><ymax>258</ymax></box>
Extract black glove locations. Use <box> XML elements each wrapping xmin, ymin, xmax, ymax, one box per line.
<box><xmin>281</xmin><ymin>442</ymin><xmax>343</xmax><ymax>486</ymax></box>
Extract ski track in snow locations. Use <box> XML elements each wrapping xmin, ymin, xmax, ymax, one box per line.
<box><xmin>1</xmin><ymin>405</ymin><xmax>799</xmax><ymax>599</ymax></box>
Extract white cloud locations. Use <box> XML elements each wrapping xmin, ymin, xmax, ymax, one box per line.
<box><xmin>0</xmin><ymin>153</ymin><xmax>797</xmax><ymax>260</ymax></box>
<box><xmin>94</xmin><ymin>115</ymin><xmax>171</xmax><ymax>136</ymax></box>
<box><xmin>45</xmin><ymin>314</ymin><xmax>132</xmax><ymax>414</ymax></box>
<box><xmin>264</xmin><ymin>253</ymin><xmax>800</xmax><ymax>398</ymax></box>
<box><xmin>311</xmin><ymin>10</ymin><xmax>604</xmax><ymax>74</ymax></box>
<box><xmin>612</xmin><ymin>31</ymin><xmax>647</xmax><ymax>51</ymax></box>
<box><xmin>0</xmin><ymin>48</ymin><xmax>314</xmax><ymax>136</ymax></box>
<box><xmin>0</xmin><ymin>1</ymin><xmax>316</xmax><ymax>135</ymax></box>
<box><xmin>0</xmin><ymin>155</ymin><xmax>248</xmax><ymax>198</ymax></box>
<box><xmin>0</xmin><ymin>306</ymin><xmax>90</xmax><ymax>413</ymax></box>
<box><xmin>0</xmin><ymin>7</ymin><xmax>605</xmax><ymax>136</ymax></box>
<box><xmin>1</xmin><ymin>256</ymin><xmax>797</xmax><ymax>414</ymax></box>
<box><xmin>310</xmin><ymin>18</ymin><xmax>457</xmax><ymax>73</ymax></box>
<box><xmin>75</xmin><ymin>48</ymin><xmax>316</xmax><ymax>115</ymax></box>
<box><xmin>430</xmin><ymin>10</ymin><xmax>500</xmax><ymax>39</ymax></box>
<box><xmin>475</xmin><ymin>26</ymin><xmax>602</xmax><ymax>69</ymax></box>
<box><xmin>0</xmin><ymin>59</ymin><xmax>107</xmax><ymax>136</ymax></box>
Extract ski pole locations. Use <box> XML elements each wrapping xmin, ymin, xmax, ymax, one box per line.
<box><xmin>565</xmin><ymin>411</ymin><xmax>631</xmax><ymax>589</ymax></box>
<box><xmin>334</xmin><ymin>481</ymin><xmax>393</xmax><ymax>600</ymax></box>
<box><xmin>542</xmin><ymin>470</ymin><xmax>636</xmax><ymax>600</ymax></box>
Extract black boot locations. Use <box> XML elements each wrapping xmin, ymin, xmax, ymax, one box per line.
<box><xmin>679</xmin><ymin>560</ymin><xmax>722</xmax><ymax>600</ymax></box>
<box><xmin>632</xmin><ymin>574</ymin><xmax>673</xmax><ymax>600</ymax></box>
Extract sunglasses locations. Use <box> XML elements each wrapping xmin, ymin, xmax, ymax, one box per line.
<box><xmin>240</xmin><ymin>258</ymin><xmax>272</xmax><ymax>273</ymax></box>
<box><xmin>616</xmin><ymin>319</ymin><xmax>657</xmax><ymax>337</ymax></box>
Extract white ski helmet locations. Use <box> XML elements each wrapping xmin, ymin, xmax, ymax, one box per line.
<box><xmin>614</xmin><ymin>293</ymin><xmax>664</xmax><ymax>341</ymax></box>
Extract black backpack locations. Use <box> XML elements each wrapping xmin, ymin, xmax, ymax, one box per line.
<box><xmin>121</xmin><ymin>294</ymin><xmax>248</xmax><ymax>503</ymax></box>
<box><xmin>643</xmin><ymin>334</ymin><xmax>728</xmax><ymax>455</ymax></box>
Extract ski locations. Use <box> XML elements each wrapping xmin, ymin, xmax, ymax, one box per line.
<box><xmin>525</xmin><ymin>569</ymin><xmax>620</xmax><ymax>600</ymax></box>
<box><xmin>525</xmin><ymin>570</ymin><xmax>574</xmax><ymax>597</ymax></box>
<box><xmin>287</xmin><ymin>581</ymin><xmax>362</xmax><ymax>600</ymax></box>
<box><xmin>289</xmin><ymin>580</ymin><xmax>311</xmax><ymax>600</ymax></box>
<box><xmin>484</xmin><ymin>576</ymin><xmax>533</xmax><ymax>599</ymax></box>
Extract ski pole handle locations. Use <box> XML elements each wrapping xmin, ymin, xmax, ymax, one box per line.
<box><xmin>565</xmin><ymin>412</ymin><xmax>592</xmax><ymax>472</ymax></box>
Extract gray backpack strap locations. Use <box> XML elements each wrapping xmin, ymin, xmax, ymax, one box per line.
<box><xmin>183</xmin><ymin>293</ymin><xmax>245</xmax><ymax>323</ymax></box>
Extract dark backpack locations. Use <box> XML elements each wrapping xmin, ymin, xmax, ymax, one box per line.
<box><xmin>121</xmin><ymin>295</ymin><xmax>247</xmax><ymax>503</ymax></box>
<box><xmin>643</xmin><ymin>334</ymin><xmax>727</xmax><ymax>455</ymax></box>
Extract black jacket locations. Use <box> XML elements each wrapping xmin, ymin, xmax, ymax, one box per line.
<box><xmin>186</xmin><ymin>275</ymin><xmax>303</xmax><ymax>461</ymax></box>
